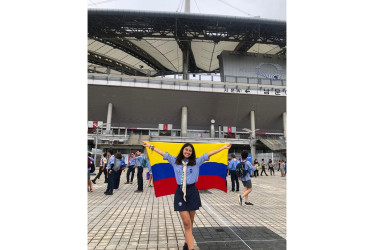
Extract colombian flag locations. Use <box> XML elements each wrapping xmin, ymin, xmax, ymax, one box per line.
<box><xmin>144</xmin><ymin>142</ymin><xmax>228</xmax><ymax>197</ymax></box>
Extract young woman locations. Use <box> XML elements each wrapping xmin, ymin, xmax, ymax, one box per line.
<box><xmin>142</xmin><ymin>141</ymin><xmax>231</xmax><ymax>250</ymax></box>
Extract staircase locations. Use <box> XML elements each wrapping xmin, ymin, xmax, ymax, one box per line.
<box><xmin>259</xmin><ymin>138</ymin><xmax>286</xmax><ymax>151</ymax></box>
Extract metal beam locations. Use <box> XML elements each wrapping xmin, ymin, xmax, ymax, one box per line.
<box><xmin>88</xmin><ymin>51</ymin><xmax>146</xmax><ymax>76</ymax></box>
<box><xmin>88</xmin><ymin>10</ymin><xmax>286</xmax><ymax>44</ymax></box>
<box><xmin>89</xmin><ymin>36</ymin><xmax>169</xmax><ymax>73</ymax></box>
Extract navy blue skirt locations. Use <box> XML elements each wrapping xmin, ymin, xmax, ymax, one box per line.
<box><xmin>174</xmin><ymin>184</ymin><xmax>201</xmax><ymax>211</ymax></box>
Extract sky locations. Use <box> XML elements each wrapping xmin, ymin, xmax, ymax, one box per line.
<box><xmin>88</xmin><ymin>0</ymin><xmax>286</xmax><ymax>21</ymax></box>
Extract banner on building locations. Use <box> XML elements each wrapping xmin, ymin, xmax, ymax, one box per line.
<box><xmin>223</xmin><ymin>126</ymin><xmax>236</xmax><ymax>133</ymax></box>
<box><xmin>88</xmin><ymin>121</ymin><xmax>103</xmax><ymax>128</ymax></box>
<box><xmin>158</xmin><ymin>124</ymin><xmax>173</xmax><ymax>131</ymax></box>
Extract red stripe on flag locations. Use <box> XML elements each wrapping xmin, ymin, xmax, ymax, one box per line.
<box><xmin>196</xmin><ymin>175</ymin><xmax>227</xmax><ymax>193</ymax></box>
<box><xmin>153</xmin><ymin>177</ymin><xmax>178</xmax><ymax>197</ymax></box>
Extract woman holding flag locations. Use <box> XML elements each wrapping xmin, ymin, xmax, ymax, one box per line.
<box><xmin>142</xmin><ymin>141</ymin><xmax>231</xmax><ymax>250</ymax></box>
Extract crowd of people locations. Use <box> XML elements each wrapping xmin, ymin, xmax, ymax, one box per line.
<box><xmin>87</xmin><ymin>144</ymin><xmax>287</xmax><ymax>250</ymax></box>
<box><xmin>87</xmin><ymin>149</ymin><xmax>153</xmax><ymax>194</ymax></box>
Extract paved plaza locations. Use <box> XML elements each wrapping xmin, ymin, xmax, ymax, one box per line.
<box><xmin>88</xmin><ymin>171</ymin><xmax>286</xmax><ymax>250</ymax></box>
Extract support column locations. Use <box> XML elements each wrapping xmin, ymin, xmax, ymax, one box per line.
<box><xmin>184</xmin><ymin>0</ymin><xmax>190</xmax><ymax>13</ymax></box>
<box><xmin>181</xmin><ymin>106</ymin><xmax>188</xmax><ymax>137</ymax></box>
<box><xmin>250</xmin><ymin>110</ymin><xmax>256</xmax><ymax>164</ymax></box>
<box><xmin>218</xmin><ymin>126</ymin><xmax>222</xmax><ymax>138</ymax></box>
<box><xmin>210</xmin><ymin>124</ymin><xmax>215</xmax><ymax>138</ymax></box>
<box><xmin>182</xmin><ymin>48</ymin><xmax>189</xmax><ymax>80</ymax></box>
<box><xmin>106</xmin><ymin>103</ymin><xmax>113</xmax><ymax>134</ymax></box>
<box><xmin>282</xmin><ymin>112</ymin><xmax>287</xmax><ymax>139</ymax></box>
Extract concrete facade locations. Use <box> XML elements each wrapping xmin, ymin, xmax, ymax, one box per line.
<box><xmin>88</xmin><ymin>85</ymin><xmax>286</xmax><ymax>132</ymax></box>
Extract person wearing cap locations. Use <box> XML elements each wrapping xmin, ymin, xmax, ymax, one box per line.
<box><xmin>228</xmin><ymin>154</ymin><xmax>240</xmax><ymax>192</ymax></box>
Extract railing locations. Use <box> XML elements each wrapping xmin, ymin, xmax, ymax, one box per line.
<box><xmin>88</xmin><ymin>125</ymin><xmax>284</xmax><ymax>146</ymax></box>
<box><xmin>88</xmin><ymin>72</ymin><xmax>286</xmax><ymax>85</ymax></box>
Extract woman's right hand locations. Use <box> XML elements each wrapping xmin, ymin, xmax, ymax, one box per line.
<box><xmin>143</xmin><ymin>141</ymin><xmax>150</xmax><ymax>147</ymax></box>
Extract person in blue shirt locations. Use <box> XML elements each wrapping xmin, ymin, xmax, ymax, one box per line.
<box><xmin>253</xmin><ymin>159</ymin><xmax>259</xmax><ymax>177</ymax></box>
<box><xmin>228</xmin><ymin>154</ymin><xmax>239</xmax><ymax>192</ymax></box>
<box><xmin>142</xmin><ymin>141</ymin><xmax>231</xmax><ymax>250</ymax></box>
<box><xmin>113</xmin><ymin>152</ymin><xmax>123</xmax><ymax>190</ymax></box>
<box><xmin>104</xmin><ymin>150</ymin><xmax>115</xmax><ymax>195</ymax></box>
<box><xmin>237</xmin><ymin>151</ymin><xmax>257</xmax><ymax>206</ymax></box>
<box><xmin>134</xmin><ymin>150</ymin><xmax>145</xmax><ymax>192</ymax></box>
<box><xmin>147</xmin><ymin>160</ymin><xmax>153</xmax><ymax>187</ymax></box>
<box><xmin>284</xmin><ymin>161</ymin><xmax>287</xmax><ymax>176</ymax></box>
<box><xmin>125</xmin><ymin>152</ymin><xmax>136</xmax><ymax>184</ymax></box>
<box><xmin>88</xmin><ymin>153</ymin><xmax>94</xmax><ymax>192</ymax></box>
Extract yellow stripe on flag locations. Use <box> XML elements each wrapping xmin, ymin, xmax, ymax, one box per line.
<box><xmin>144</xmin><ymin>141</ymin><xmax>229</xmax><ymax>165</ymax></box>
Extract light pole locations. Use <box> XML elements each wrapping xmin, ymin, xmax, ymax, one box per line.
<box><xmin>94</xmin><ymin>123</ymin><xmax>106</xmax><ymax>166</ymax></box>
<box><xmin>242</xmin><ymin>128</ymin><xmax>259</xmax><ymax>164</ymax></box>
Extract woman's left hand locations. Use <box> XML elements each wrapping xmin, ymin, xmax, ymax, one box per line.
<box><xmin>225</xmin><ymin>143</ymin><xmax>232</xmax><ymax>149</ymax></box>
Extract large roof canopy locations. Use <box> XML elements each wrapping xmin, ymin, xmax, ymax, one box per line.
<box><xmin>88</xmin><ymin>9</ymin><xmax>286</xmax><ymax>76</ymax></box>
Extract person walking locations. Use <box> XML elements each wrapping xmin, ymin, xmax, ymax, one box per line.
<box><xmin>277</xmin><ymin>160</ymin><xmax>281</xmax><ymax>171</ymax></box>
<box><xmin>237</xmin><ymin>151</ymin><xmax>257</xmax><ymax>206</ymax></box>
<box><xmin>142</xmin><ymin>141</ymin><xmax>231</xmax><ymax>250</ymax></box>
<box><xmin>125</xmin><ymin>152</ymin><xmax>136</xmax><ymax>184</ymax></box>
<box><xmin>253</xmin><ymin>159</ymin><xmax>259</xmax><ymax>177</ymax></box>
<box><xmin>228</xmin><ymin>154</ymin><xmax>239</xmax><ymax>192</ymax></box>
<box><xmin>92</xmin><ymin>153</ymin><xmax>108</xmax><ymax>184</ymax></box>
<box><xmin>269</xmin><ymin>159</ymin><xmax>275</xmax><ymax>176</ymax></box>
<box><xmin>260</xmin><ymin>159</ymin><xmax>268</xmax><ymax>176</ymax></box>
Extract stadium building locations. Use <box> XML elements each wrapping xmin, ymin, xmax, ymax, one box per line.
<box><xmin>87</xmin><ymin>7</ymin><xmax>286</xmax><ymax>163</ymax></box>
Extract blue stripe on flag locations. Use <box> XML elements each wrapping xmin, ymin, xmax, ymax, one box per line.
<box><xmin>199</xmin><ymin>162</ymin><xmax>227</xmax><ymax>179</ymax></box>
<box><xmin>152</xmin><ymin>162</ymin><xmax>227</xmax><ymax>182</ymax></box>
<box><xmin>152</xmin><ymin>163</ymin><xmax>174</xmax><ymax>182</ymax></box>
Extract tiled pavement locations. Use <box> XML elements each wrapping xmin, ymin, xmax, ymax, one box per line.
<box><xmin>88</xmin><ymin>170</ymin><xmax>286</xmax><ymax>250</ymax></box>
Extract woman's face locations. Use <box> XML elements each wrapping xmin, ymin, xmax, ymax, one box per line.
<box><xmin>183</xmin><ymin>146</ymin><xmax>193</xmax><ymax>159</ymax></box>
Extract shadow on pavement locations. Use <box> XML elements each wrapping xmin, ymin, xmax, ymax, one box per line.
<box><xmin>193</xmin><ymin>226</ymin><xmax>286</xmax><ymax>250</ymax></box>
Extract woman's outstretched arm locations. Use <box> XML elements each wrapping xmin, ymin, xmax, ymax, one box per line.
<box><xmin>207</xmin><ymin>143</ymin><xmax>231</xmax><ymax>157</ymax></box>
<box><xmin>143</xmin><ymin>141</ymin><xmax>165</xmax><ymax>157</ymax></box>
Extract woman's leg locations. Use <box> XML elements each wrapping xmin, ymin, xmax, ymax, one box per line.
<box><xmin>189</xmin><ymin>210</ymin><xmax>196</xmax><ymax>225</ymax></box>
<box><xmin>179</xmin><ymin>211</ymin><xmax>194</xmax><ymax>250</ymax></box>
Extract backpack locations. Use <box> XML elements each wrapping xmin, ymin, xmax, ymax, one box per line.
<box><xmin>141</xmin><ymin>157</ymin><xmax>148</xmax><ymax>168</ymax></box>
<box><xmin>236</xmin><ymin>161</ymin><xmax>249</xmax><ymax>178</ymax></box>
<box><xmin>120</xmin><ymin>160</ymin><xmax>126</xmax><ymax>170</ymax></box>
<box><xmin>112</xmin><ymin>159</ymin><xmax>121</xmax><ymax>171</ymax></box>
<box><xmin>88</xmin><ymin>157</ymin><xmax>95</xmax><ymax>173</ymax></box>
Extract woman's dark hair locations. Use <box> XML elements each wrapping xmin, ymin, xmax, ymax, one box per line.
<box><xmin>115</xmin><ymin>152</ymin><xmax>122</xmax><ymax>159</ymax></box>
<box><xmin>254</xmin><ymin>159</ymin><xmax>258</xmax><ymax>163</ymax></box>
<box><xmin>241</xmin><ymin>150</ymin><xmax>249</xmax><ymax>159</ymax></box>
<box><xmin>175</xmin><ymin>143</ymin><xmax>196</xmax><ymax>166</ymax></box>
<box><xmin>103</xmin><ymin>153</ymin><xmax>107</xmax><ymax>157</ymax></box>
